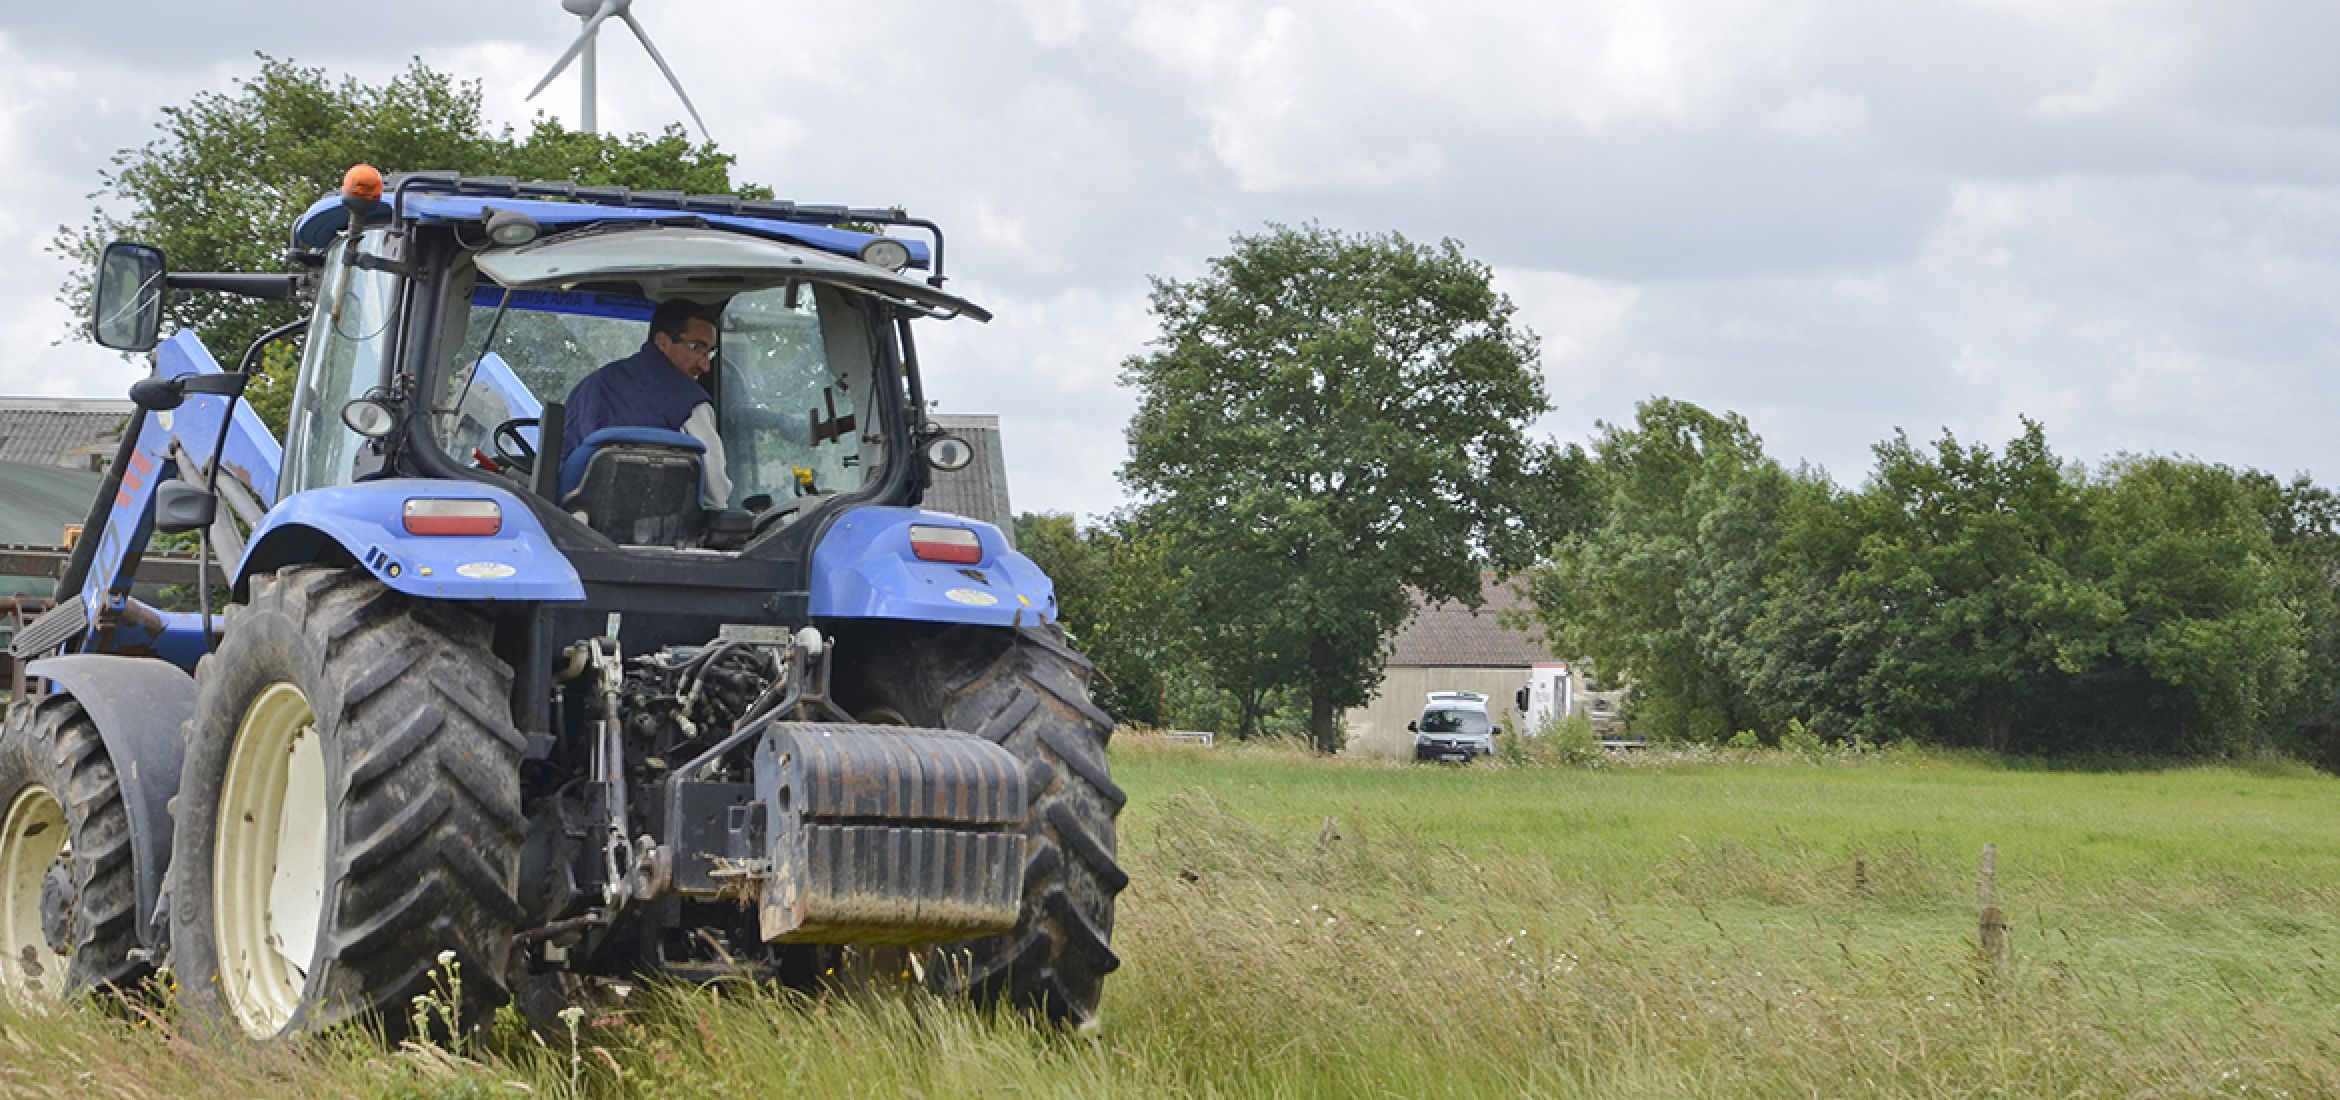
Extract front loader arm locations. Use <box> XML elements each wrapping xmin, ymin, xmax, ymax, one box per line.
<box><xmin>35</xmin><ymin>331</ymin><xmax>283</xmax><ymax>665</ymax></box>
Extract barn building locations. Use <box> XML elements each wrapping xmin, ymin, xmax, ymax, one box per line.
<box><xmin>1340</xmin><ymin>575</ymin><xmax>1559</xmax><ymax>757</ymax></box>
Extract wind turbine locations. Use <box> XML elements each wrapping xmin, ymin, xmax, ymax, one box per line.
<box><xmin>527</xmin><ymin>0</ymin><xmax>710</xmax><ymax>140</ymax></box>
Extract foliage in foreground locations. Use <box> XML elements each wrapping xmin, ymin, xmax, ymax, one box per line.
<box><xmin>7</xmin><ymin>743</ymin><xmax>2339</xmax><ymax>1098</ymax></box>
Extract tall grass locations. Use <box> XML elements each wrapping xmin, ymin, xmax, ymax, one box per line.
<box><xmin>4</xmin><ymin>741</ymin><xmax>2337</xmax><ymax>1097</ymax></box>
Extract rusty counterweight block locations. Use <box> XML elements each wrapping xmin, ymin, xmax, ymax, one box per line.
<box><xmin>751</xmin><ymin>722</ymin><xmax>1028</xmax><ymax>945</ymax></box>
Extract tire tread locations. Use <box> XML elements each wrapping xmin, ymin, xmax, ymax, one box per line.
<box><xmin>175</xmin><ymin>565</ymin><xmax>523</xmax><ymax>1036</ymax></box>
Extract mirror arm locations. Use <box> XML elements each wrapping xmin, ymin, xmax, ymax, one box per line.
<box><xmin>165</xmin><ymin>272</ymin><xmax>302</xmax><ymax>302</ymax></box>
<box><xmin>348</xmin><ymin>252</ymin><xmax>413</xmax><ymax>278</ymax></box>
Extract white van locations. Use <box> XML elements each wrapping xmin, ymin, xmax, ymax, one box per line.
<box><xmin>1410</xmin><ymin>691</ymin><xmax>1494</xmax><ymax>762</ymax></box>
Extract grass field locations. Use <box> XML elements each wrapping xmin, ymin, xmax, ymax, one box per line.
<box><xmin>5</xmin><ymin>740</ymin><xmax>2339</xmax><ymax>1098</ymax></box>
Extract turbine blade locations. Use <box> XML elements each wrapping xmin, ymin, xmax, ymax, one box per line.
<box><xmin>526</xmin><ymin>1</ymin><xmax>621</xmax><ymax>102</ymax></box>
<box><xmin>619</xmin><ymin>11</ymin><xmax>712</xmax><ymax>141</ymax></box>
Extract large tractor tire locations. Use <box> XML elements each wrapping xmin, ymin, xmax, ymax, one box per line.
<box><xmin>168</xmin><ymin>566</ymin><xmax>525</xmax><ymax>1039</ymax></box>
<box><xmin>838</xmin><ymin>624</ymin><xmax>1126</xmax><ymax>1028</ymax></box>
<box><xmin>0</xmin><ymin>696</ymin><xmax>145</xmax><ymax>1002</ymax></box>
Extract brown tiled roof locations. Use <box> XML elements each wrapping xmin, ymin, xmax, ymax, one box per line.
<box><xmin>0</xmin><ymin>398</ymin><xmax>133</xmax><ymax>471</ymax></box>
<box><xmin>923</xmin><ymin>413</ymin><xmax>1015</xmax><ymax>544</ymax></box>
<box><xmin>1385</xmin><ymin>574</ymin><xmax>1557</xmax><ymax>668</ymax></box>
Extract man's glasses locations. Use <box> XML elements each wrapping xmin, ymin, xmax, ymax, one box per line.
<box><xmin>676</xmin><ymin>338</ymin><xmax>717</xmax><ymax>359</ymax></box>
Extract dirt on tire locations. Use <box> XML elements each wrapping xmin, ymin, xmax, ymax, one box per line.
<box><xmin>168</xmin><ymin>566</ymin><xmax>524</xmax><ymax>1038</ymax></box>
<box><xmin>0</xmin><ymin>695</ymin><xmax>147</xmax><ymax>999</ymax></box>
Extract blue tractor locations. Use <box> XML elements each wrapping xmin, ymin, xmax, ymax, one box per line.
<box><xmin>0</xmin><ymin>168</ymin><xmax>1123</xmax><ymax>1035</ymax></box>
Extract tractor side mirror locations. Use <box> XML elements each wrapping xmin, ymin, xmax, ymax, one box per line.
<box><xmin>152</xmin><ymin>479</ymin><xmax>218</xmax><ymax>536</ymax></box>
<box><xmin>93</xmin><ymin>242</ymin><xmax>168</xmax><ymax>352</ymax></box>
<box><xmin>923</xmin><ymin>434</ymin><xmax>974</xmax><ymax>472</ymax></box>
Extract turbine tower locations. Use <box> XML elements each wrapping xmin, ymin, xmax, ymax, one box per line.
<box><xmin>527</xmin><ymin>0</ymin><xmax>710</xmax><ymax>140</ymax></box>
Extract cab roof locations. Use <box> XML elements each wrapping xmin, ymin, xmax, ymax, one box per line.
<box><xmin>291</xmin><ymin>179</ymin><xmax>932</xmax><ymax>269</ymax></box>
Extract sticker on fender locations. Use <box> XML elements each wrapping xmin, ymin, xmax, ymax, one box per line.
<box><xmin>456</xmin><ymin>561</ymin><xmax>518</xmax><ymax>579</ymax></box>
<box><xmin>945</xmin><ymin>588</ymin><xmax>998</xmax><ymax>607</ymax></box>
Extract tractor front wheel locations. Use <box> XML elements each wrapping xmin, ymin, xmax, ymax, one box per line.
<box><xmin>0</xmin><ymin>696</ymin><xmax>144</xmax><ymax>1003</ymax></box>
<box><xmin>169</xmin><ymin>567</ymin><xmax>525</xmax><ymax>1039</ymax></box>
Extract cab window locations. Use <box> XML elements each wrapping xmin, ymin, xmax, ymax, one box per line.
<box><xmin>280</xmin><ymin>231</ymin><xmax>400</xmax><ymax>498</ymax></box>
<box><xmin>432</xmin><ymin>274</ymin><xmax>883</xmax><ymax>509</ymax></box>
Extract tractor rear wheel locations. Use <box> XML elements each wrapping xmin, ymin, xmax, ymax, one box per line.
<box><xmin>0</xmin><ymin>696</ymin><xmax>144</xmax><ymax>1003</ymax></box>
<box><xmin>836</xmin><ymin>624</ymin><xmax>1126</xmax><ymax>1027</ymax></box>
<box><xmin>169</xmin><ymin>566</ymin><xmax>525</xmax><ymax>1039</ymax></box>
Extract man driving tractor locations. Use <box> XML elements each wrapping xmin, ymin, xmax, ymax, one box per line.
<box><xmin>559</xmin><ymin>299</ymin><xmax>732</xmax><ymax>507</ymax></box>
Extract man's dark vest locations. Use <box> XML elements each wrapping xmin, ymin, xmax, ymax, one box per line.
<box><xmin>560</xmin><ymin>342</ymin><xmax>711</xmax><ymax>462</ymax></box>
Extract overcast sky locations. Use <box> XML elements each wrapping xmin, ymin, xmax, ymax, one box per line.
<box><xmin>4</xmin><ymin>1</ymin><xmax>2337</xmax><ymax>519</ymax></box>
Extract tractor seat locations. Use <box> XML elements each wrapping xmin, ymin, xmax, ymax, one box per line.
<box><xmin>559</xmin><ymin>427</ymin><xmax>707</xmax><ymax>545</ymax></box>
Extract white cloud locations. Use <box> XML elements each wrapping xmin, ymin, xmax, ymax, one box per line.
<box><xmin>1017</xmin><ymin>0</ymin><xmax>1093</xmax><ymax>46</ymax></box>
<box><xmin>1770</xmin><ymin>88</ymin><xmax>1869</xmax><ymax>140</ymax></box>
<box><xmin>4</xmin><ymin>0</ymin><xmax>2340</xmax><ymax>517</ymax></box>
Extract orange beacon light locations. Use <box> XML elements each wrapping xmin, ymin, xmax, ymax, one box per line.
<box><xmin>341</xmin><ymin>163</ymin><xmax>384</xmax><ymax>202</ymax></box>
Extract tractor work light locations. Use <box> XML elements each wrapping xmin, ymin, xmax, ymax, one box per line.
<box><xmin>403</xmin><ymin>498</ymin><xmax>502</xmax><ymax>536</ymax></box>
<box><xmin>341</xmin><ymin>397</ymin><xmax>396</xmax><ymax>438</ymax></box>
<box><xmin>485</xmin><ymin>207</ymin><xmax>542</xmax><ymax>247</ymax></box>
<box><xmin>908</xmin><ymin>524</ymin><xmax>982</xmax><ymax>564</ymax></box>
<box><xmin>859</xmin><ymin>238</ymin><xmax>913</xmax><ymax>272</ymax></box>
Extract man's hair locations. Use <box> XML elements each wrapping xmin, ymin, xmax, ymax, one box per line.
<box><xmin>649</xmin><ymin>298</ymin><xmax>720</xmax><ymax>340</ymax></box>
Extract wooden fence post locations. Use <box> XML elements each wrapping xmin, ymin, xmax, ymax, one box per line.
<box><xmin>1978</xmin><ymin>842</ymin><xmax>2006</xmax><ymax>972</ymax></box>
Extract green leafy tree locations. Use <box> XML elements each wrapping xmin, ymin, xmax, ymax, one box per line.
<box><xmin>2055</xmin><ymin>457</ymin><xmax>2313</xmax><ymax>755</ymax></box>
<box><xmin>1528</xmin><ymin>398</ymin><xmax>1797</xmax><ymax>741</ymax></box>
<box><xmin>54</xmin><ymin>54</ymin><xmax>767</xmax><ymax>435</ymax></box>
<box><xmin>1532</xmin><ymin>397</ymin><xmax>2340</xmax><ymax>760</ymax></box>
<box><xmin>1013</xmin><ymin>513</ymin><xmax>1109</xmax><ymax>633</ymax></box>
<box><xmin>2258</xmin><ymin>475</ymin><xmax>2340</xmax><ymax>766</ymax></box>
<box><xmin>1120</xmin><ymin>224</ymin><xmax>1563</xmax><ymax>751</ymax></box>
<box><xmin>1827</xmin><ymin>422</ymin><xmax>2112</xmax><ymax>751</ymax></box>
<box><xmin>1011</xmin><ymin>512</ymin><xmax>1206</xmax><ymax>729</ymax></box>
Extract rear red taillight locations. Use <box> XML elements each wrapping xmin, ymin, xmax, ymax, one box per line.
<box><xmin>403</xmin><ymin>498</ymin><xmax>502</xmax><ymax>536</ymax></box>
<box><xmin>909</xmin><ymin>524</ymin><xmax>982</xmax><ymax>564</ymax></box>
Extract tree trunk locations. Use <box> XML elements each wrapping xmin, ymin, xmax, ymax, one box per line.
<box><xmin>1977</xmin><ymin>685</ymin><xmax>2011</xmax><ymax>754</ymax></box>
<box><xmin>1307</xmin><ymin>635</ymin><xmax>1339</xmax><ymax>753</ymax></box>
<box><xmin>1308</xmin><ymin>689</ymin><xmax>1337</xmax><ymax>754</ymax></box>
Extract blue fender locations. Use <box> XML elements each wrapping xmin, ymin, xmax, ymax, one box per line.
<box><xmin>809</xmin><ymin>506</ymin><xmax>1057</xmax><ymax>628</ymax></box>
<box><xmin>22</xmin><ymin>655</ymin><xmax>193</xmax><ymax>950</ymax></box>
<box><xmin>238</xmin><ymin>480</ymin><xmax>585</xmax><ymax>601</ymax></box>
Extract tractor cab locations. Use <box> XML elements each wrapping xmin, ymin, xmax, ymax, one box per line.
<box><xmin>285</xmin><ymin>183</ymin><xmax>988</xmax><ymax>555</ymax></box>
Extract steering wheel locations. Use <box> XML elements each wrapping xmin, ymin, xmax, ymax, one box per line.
<box><xmin>492</xmin><ymin>417</ymin><xmax>540</xmax><ymax>474</ymax></box>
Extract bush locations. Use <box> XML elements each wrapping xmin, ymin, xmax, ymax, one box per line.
<box><xmin>1779</xmin><ymin>717</ymin><xmax>1823</xmax><ymax>757</ymax></box>
<box><xmin>1726</xmin><ymin>729</ymin><xmax>1761</xmax><ymax>750</ymax></box>
<box><xmin>1498</xmin><ymin>712</ymin><xmax>1601</xmax><ymax>768</ymax></box>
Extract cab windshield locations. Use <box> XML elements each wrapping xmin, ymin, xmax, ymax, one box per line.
<box><xmin>1419</xmin><ymin>709</ymin><xmax>1491</xmax><ymax>735</ymax></box>
<box><xmin>433</xmin><ymin>278</ymin><xmax>883</xmax><ymax>509</ymax></box>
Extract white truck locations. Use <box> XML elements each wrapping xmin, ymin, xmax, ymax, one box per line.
<box><xmin>1514</xmin><ymin>662</ymin><xmax>1639</xmax><ymax>747</ymax></box>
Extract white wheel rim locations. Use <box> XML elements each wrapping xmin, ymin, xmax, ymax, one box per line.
<box><xmin>0</xmin><ymin>785</ymin><xmax>69</xmax><ymax>1002</ymax></box>
<box><xmin>215</xmin><ymin>682</ymin><xmax>329</xmax><ymax>1037</ymax></box>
